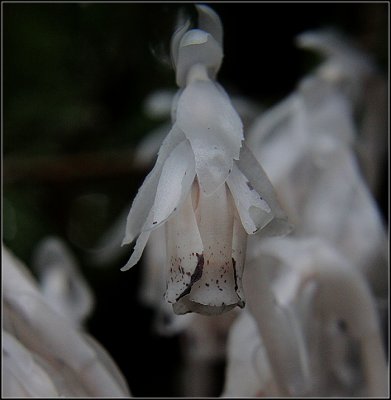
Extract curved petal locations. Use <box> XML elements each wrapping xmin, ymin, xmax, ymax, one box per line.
<box><xmin>227</xmin><ymin>163</ymin><xmax>273</xmax><ymax>234</ymax></box>
<box><xmin>176</xmin><ymin>29</ymin><xmax>223</xmax><ymax>87</ymax></box>
<box><xmin>237</xmin><ymin>144</ymin><xmax>293</xmax><ymax>238</ymax></box>
<box><xmin>164</xmin><ymin>183</ymin><xmax>204</xmax><ymax>304</ymax></box>
<box><xmin>122</xmin><ymin>125</ymin><xmax>186</xmax><ymax>245</ymax></box>
<box><xmin>122</xmin><ymin>139</ymin><xmax>195</xmax><ymax>271</ymax></box>
<box><xmin>174</xmin><ymin>184</ymin><xmax>243</xmax><ymax>315</ymax></box>
<box><xmin>177</xmin><ymin>80</ymin><xmax>243</xmax><ymax>195</ymax></box>
<box><xmin>121</xmin><ymin>229</ymin><xmax>152</xmax><ymax>272</ymax></box>
<box><xmin>3</xmin><ymin>331</ymin><xmax>59</xmax><ymax>397</ymax></box>
<box><xmin>145</xmin><ymin>139</ymin><xmax>195</xmax><ymax>231</ymax></box>
<box><xmin>244</xmin><ymin>259</ymin><xmax>310</xmax><ymax>396</ymax></box>
<box><xmin>196</xmin><ymin>4</ymin><xmax>223</xmax><ymax>47</ymax></box>
<box><xmin>231</xmin><ymin>203</ymin><xmax>248</xmax><ymax>304</ymax></box>
<box><xmin>170</xmin><ymin>19</ymin><xmax>191</xmax><ymax>68</ymax></box>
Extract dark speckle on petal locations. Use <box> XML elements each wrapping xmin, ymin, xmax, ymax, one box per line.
<box><xmin>176</xmin><ymin>253</ymin><xmax>204</xmax><ymax>301</ymax></box>
<box><xmin>232</xmin><ymin>257</ymin><xmax>238</xmax><ymax>292</ymax></box>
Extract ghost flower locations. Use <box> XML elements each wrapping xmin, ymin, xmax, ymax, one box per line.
<box><xmin>295</xmin><ymin>28</ymin><xmax>388</xmax><ymax>195</ymax></box>
<box><xmin>32</xmin><ymin>236</ymin><xmax>94</xmax><ymax>327</ymax></box>
<box><xmin>121</xmin><ymin>5</ymin><xmax>290</xmax><ymax>315</ymax></box>
<box><xmin>3</xmin><ymin>244</ymin><xmax>131</xmax><ymax>398</ymax></box>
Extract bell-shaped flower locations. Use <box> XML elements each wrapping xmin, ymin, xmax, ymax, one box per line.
<box><xmin>121</xmin><ymin>5</ymin><xmax>290</xmax><ymax>315</ymax></box>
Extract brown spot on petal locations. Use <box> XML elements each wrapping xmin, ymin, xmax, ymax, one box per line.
<box><xmin>176</xmin><ymin>253</ymin><xmax>204</xmax><ymax>301</ymax></box>
<box><xmin>232</xmin><ymin>258</ymin><xmax>238</xmax><ymax>292</ymax></box>
<box><xmin>247</xmin><ymin>181</ymin><xmax>254</xmax><ymax>191</ymax></box>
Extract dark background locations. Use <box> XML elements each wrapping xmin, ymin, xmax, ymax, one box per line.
<box><xmin>3</xmin><ymin>2</ymin><xmax>388</xmax><ymax>396</ymax></box>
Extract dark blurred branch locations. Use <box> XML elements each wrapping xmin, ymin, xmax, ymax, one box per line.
<box><xmin>3</xmin><ymin>150</ymin><xmax>150</xmax><ymax>184</ymax></box>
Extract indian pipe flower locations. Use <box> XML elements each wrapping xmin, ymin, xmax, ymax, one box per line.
<box><xmin>121</xmin><ymin>5</ymin><xmax>290</xmax><ymax>315</ymax></box>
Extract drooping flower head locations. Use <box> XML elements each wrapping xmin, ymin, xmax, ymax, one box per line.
<box><xmin>122</xmin><ymin>5</ymin><xmax>290</xmax><ymax>315</ymax></box>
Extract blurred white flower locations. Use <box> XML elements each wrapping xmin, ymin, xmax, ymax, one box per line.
<box><xmin>224</xmin><ymin>237</ymin><xmax>388</xmax><ymax>397</ymax></box>
<box><xmin>222</xmin><ymin>310</ymin><xmax>279</xmax><ymax>397</ymax></box>
<box><xmin>246</xmin><ymin>33</ymin><xmax>388</xmax><ymax>298</ymax></box>
<box><xmin>32</xmin><ymin>236</ymin><xmax>94</xmax><ymax>327</ymax></box>
<box><xmin>296</xmin><ymin>28</ymin><xmax>388</xmax><ymax>196</ymax></box>
<box><xmin>3</xmin><ymin>244</ymin><xmax>131</xmax><ymax>398</ymax></box>
<box><xmin>229</xmin><ymin>27</ymin><xmax>388</xmax><ymax>398</ymax></box>
<box><xmin>121</xmin><ymin>5</ymin><xmax>290</xmax><ymax>315</ymax></box>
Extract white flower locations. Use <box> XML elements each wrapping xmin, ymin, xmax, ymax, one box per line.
<box><xmin>32</xmin><ymin>236</ymin><xmax>94</xmax><ymax>327</ymax></box>
<box><xmin>121</xmin><ymin>5</ymin><xmax>290</xmax><ymax>315</ymax></box>
<box><xmin>246</xmin><ymin>36</ymin><xmax>388</xmax><ymax>298</ymax></box>
<box><xmin>295</xmin><ymin>28</ymin><xmax>388</xmax><ymax>195</ymax></box>
<box><xmin>2</xmin><ymin>244</ymin><xmax>131</xmax><ymax>398</ymax></box>
<box><xmin>224</xmin><ymin>237</ymin><xmax>387</xmax><ymax>397</ymax></box>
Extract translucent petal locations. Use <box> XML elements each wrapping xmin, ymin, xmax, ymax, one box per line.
<box><xmin>3</xmin><ymin>331</ymin><xmax>59</xmax><ymax>397</ymax></box>
<box><xmin>122</xmin><ymin>125</ymin><xmax>186</xmax><ymax>245</ymax></box>
<box><xmin>123</xmin><ymin>139</ymin><xmax>195</xmax><ymax>271</ymax></box>
<box><xmin>196</xmin><ymin>4</ymin><xmax>223</xmax><ymax>46</ymax></box>
<box><xmin>263</xmin><ymin>236</ymin><xmax>387</xmax><ymax>396</ymax></box>
<box><xmin>32</xmin><ymin>237</ymin><xmax>94</xmax><ymax>327</ymax></box>
<box><xmin>121</xmin><ymin>229</ymin><xmax>152</xmax><ymax>272</ymax></box>
<box><xmin>244</xmin><ymin>259</ymin><xmax>310</xmax><ymax>396</ymax></box>
<box><xmin>223</xmin><ymin>311</ymin><xmax>274</xmax><ymax>397</ymax></box>
<box><xmin>301</xmin><ymin>146</ymin><xmax>387</xmax><ymax>295</ymax></box>
<box><xmin>298</xmin><ymin>77</ymin><xmax>355</xmax><ymax>148</ymax></box>
<box><xmin>3</xmin><ymin>245</ymin><xmax>41</xmax><ymax>296</ymax></box>
<box><xmin>81</xmin><ymin>333</ymin><xmax>131</xmax><ymax>396</ymax></box>
<box><xmin>236</xmin><ymin>144</ymin><xmax>293</xmax><ymax>238</ymax></box>
<box><xmin>246</xmin><ymin>95</ymin><xmax>304</xmax><ymax>185</ymax></box>
<box><xmin>145</xmin><ymin>139</ymin><xmax>195</xmax><ymax>231</ymax></box>
<box><xmin>177</xmin><ymin>80</ymin><xmax>243</xmax><ymax>195</ymax></box>
<box><xmin>176</xmin><ymin>29</ymin><xmax>223</xmax><ymax>87</ymax></box>
<box><xmin>4</xmin><ymin>248</ymin><xmax>130</xmax><ymax>397</ymax></box>
<box><xmin>227</xmin><ymin>163</ymin><xmax>273</xmax><ymax>234</ymax></box>
<box><xmin>164</xmin><ymin>184</ymin><xmax>204</xmax><ymax>304</ymax></box>
<box><xmin>174</xmin><ymin>184</ymin><xmax>243</xmax><ymax>315</ymax></box>
<box><xmin>231</xmin><ymin>203</ymin><xmax>248</xmax><ymax>304</ymax></box>
<box><xmin>170</xmin><ymin>19</ymin><xmax>191</xmax><ymax>68</ymax></box>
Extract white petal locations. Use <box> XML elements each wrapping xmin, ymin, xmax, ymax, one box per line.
<box><xmin>170</xmin><ymin>19</ymin><xmax>191</xmax><ymax>68</ymax></box>
<box><xmin>227</xmin><ymin>163</ymin><xmax>273</xmax><ymax>234</ymax></box>
<box><xmin>237</xmin><ymin>144</ymin><xmax>293</xmax><ymax>238</ymax></box>
<box><xmin>231</xmin><ymin>204</ymin><xmax>248</xmax><ymax>304</ymax></box>
<box><xmin>145</xmin><ymin>139</ymin><xmax>195</xmax><ymax>231</ymax></box>
<box><xmin>32</xmin><ymin>237</ymin><xmax>94</xmax><ymax>327</ymax></box>
<box><xmin>223</xmin><ymin>311</ymin><xmax>274</xmax><ymax>397</ymax></box>
<box><xmin>196</xmin><ymin>4</ymin><xmax>223</xmax><ymax>46</ymax></box>
<box><xmin>74</xmin><ymin>339</ymin><xmax>132</xmax><ymax>397</ymax></box>
<box><xmin>3</xmin><ymin>331</ymin><xmax>59</xmax><ymax>397</ymax></box>
<box><xmin>298</xmin><ymin>77</ymin><xmax>355</xmax><ymax>148</ymax></box>
<box><xmin>122</xmin><ymin>125</ymin><xmax>186</xmax><ymax>245</ymax></box>
<box><xmin>164</xmin><ymin>183</ymin><xmax>204</xmax><ymax>304</ymax></box>
<box><xmin>175</xmin><ymin>184</ymin><xmax>242</xmax><ymax>315</ymax></box>
<box><xmin>121</xmin><ymin>229</ymin><xmax>152</xmax><ymax>271</ymax></box>
<box><xmin>246</xmin><ymin>95</ymin><xmax>304</xmax><ymax>185</ymax></box>
<box><xmin>4</xmin><ymin>248</ymin><xmax>129</xmax><ymax>397</ymax></box>
<box><xmin>176</xmin><ymin>29</ymin><xmax>223</xmax><ymax>87</ymax></box>
<box><xmin>122</xmin><ymin>139</ymin><xmax>195</xmax><ymax>271</ymax></box>
<box><xmin>244</xmin><ymin>259</ymin><xmax>310</xmax><ymax>396</ymax></box>
<box><xmin>177</xmin><ymin>80</ymin><xmax>243</xmax><ymax>195</ymax></box>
